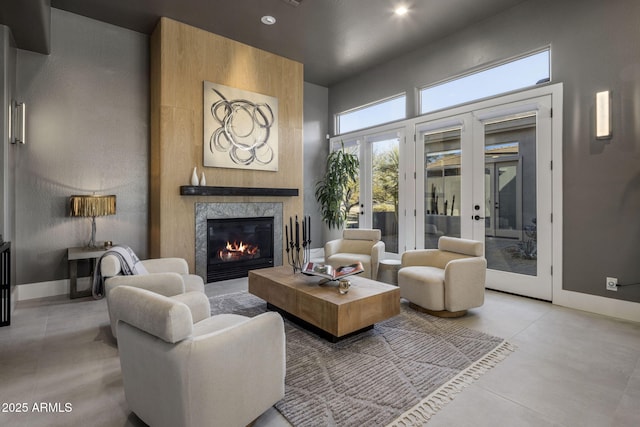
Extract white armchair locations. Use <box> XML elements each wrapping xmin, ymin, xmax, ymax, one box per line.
<box><xmin>102</xmin><ymin>255</ymin><xmax>205</xmax><ymax>338</ymax></box>
<box><xmin>398</xmin><ymin>236</ymin><xmax>486</xmax><ymax>317</ymax></box>
<box><xmin>109</xmin><ymin>285</ymin><xmax>286</xmax><ymax>427</ymax></box>
<box><xmin>324</xmin><ymin>229</ymin><xmax>385</xmax><ymax>279</ymax></box>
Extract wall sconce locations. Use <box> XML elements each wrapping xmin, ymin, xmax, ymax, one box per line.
<box><xmin>9</xmin><ymin>101</ymin><xmax>26</xmax><ymax>144</ymax></box>
<box><xmin>69</xmin><ymin>194</ymin><xmax>117</xmax><ymax>248</ymax></box>
<box><xmin>595</xmin><ymin>90</ymin><xmax>612</xmax><ymax>139</ymax></box>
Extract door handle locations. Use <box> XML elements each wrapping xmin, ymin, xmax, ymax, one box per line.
<box><xmin>473</xmin><ymin>215</ymin><xmax>485</xmax><ymax>221</ymax></box>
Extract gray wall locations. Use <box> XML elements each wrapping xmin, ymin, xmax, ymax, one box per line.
<box><xmin>328</xmin><ymin>0</ymin><xmax>640</xmax><ymax>303</ymax></box>
<box><xmin>303</xmin><ymin>82</ymin><xmax>329</xmax><ymax>248</ymax></box>
<box><xmin>12</xmin><ymin>10</ymin><xmax>329</xmax><ymax>285</ymax></box>
<box><xmin>15</xmin><ymin>9</ymin><xmax>149</xmax><ymax>285</ymax></box>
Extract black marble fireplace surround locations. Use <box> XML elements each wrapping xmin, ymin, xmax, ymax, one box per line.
<box><xmin>195</xmin><ymin>202</ymin><xmax>283</xmax><ymax>283</ymax></box>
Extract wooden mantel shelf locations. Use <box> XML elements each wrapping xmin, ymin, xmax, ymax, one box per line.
<box><xmin>180</xmin><ymin>185</ymin><xmax>299</xmax><ymax>197</ymax></box>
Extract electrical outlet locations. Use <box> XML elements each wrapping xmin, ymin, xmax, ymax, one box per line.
<box><xmin>606</xmin><ymin>277</ymin><xmax>618</xmax><ymax>291</ymax></box>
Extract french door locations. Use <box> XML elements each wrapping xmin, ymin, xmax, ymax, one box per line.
<box><xmin>330</xmin><ymin>85</ymin><xmax>560</xmax><ymax>300</ymax></box>
<box><xmin>416</xmin><ymin>93</ymin><xmax>554</xmax><ymax>300</ymax></box>
<box><xmin>331</xmin><ymin>129</ymin><xmax>404</xmax><ymax>256</ymax></box>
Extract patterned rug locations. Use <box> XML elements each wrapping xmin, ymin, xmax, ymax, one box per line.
<box><xmin>209</xmin><ymin>291</ymin><xmax>513</xmax><ymax>426</ymax></box>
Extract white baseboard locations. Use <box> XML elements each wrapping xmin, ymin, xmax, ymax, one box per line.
<box><xmin>17</xmin><ymin>279</ymin><xmax>70</xmax><ymax>301</ymax></box>
<box><xmin>14</xmin><ymin>273</ymin><xmax>639</xmax><ymax>323</ymax></box>
<box><xmin>554</xmin><ymin>288</ymin><xmax>640</xmax><ymax>323</ymax></box>
<box><xmin>10</xmin><ymin>286</ymin><xmax>17</xmax><ymax>315</ymax></box>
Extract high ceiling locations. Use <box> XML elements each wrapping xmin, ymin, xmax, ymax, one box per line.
<box><xmin>5</xmin><ymin>0</ymin><xmax>527</xmax><ymax>86</ymax></box>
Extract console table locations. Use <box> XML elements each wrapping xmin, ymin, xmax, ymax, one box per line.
<box><xmin>68</xmin><ymin>247</ymin><xmax>107</xmax><ymax>299</ymax></box>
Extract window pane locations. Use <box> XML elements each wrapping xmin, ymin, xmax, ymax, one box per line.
<box><xmin>372</xmin><ymin>138</ymin><xmax>400</xmax><ymax>253</ymax></box>
<box><xmin>484</xmin><ymin>116</ymin><xmax>537</xmax><ymax>276</ymax></box>
<box><xmin>338</xmin><ymin>95</ymin><xmax>405</xmax><ymax>134</ymax></box>
<box><xmin>420</xmin><ymin>50</ymin><xmax>550</xmax><ymax>114</ymax></box>
<box><xmin>424</xmin><ymin>129</ymin><xmax>462</xmax><ymax>248</ymax></box>
<box><xmin>332</xmin><ymin>140</ymin><xmax>361</xmax><ymax>229</ymax></box>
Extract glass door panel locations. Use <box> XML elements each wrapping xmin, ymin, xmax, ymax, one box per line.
<box><xmin>371</xmin><ymin>138</ymin><xmax>400</xmax><ymax>252</ymax></box>
<box><xmin>483</xmin><ymin>117</ymin><xmax>535</xmax><ymax>276</ymax></box>
<box><xmin>495</xmin><ymin>161</ymin><xmax>520</xmax><ymax>237</ymax></box>
<box><xmin>331</xmin><ymin>139</ymin><xmax>361</xmax><ymax>229</ymax></box>
<box><xmin>424</xmin><ymin>128</ymin><xmax>462</xmax><ymax>248</ymax></box>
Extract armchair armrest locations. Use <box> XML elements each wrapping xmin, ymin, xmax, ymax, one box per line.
<box><xmin>324</xmin><ymin>239</ymin><xmax>343</xmax><ymax>259</ymax></box>
<box><xmin>444</xmin><ymin>257</ymin><xmax>487</xmax><ymax>312</ymax></box>
<box><xmin>101</xmin><ymin>254</ymin><xmax>122</xmax><ymax>277</ymax></box>
<box><xmin>171</xmin><ymin>291</ymin><xmax>211</xmax><ymax>323</ymax></box>
<box><xmin>401</xmin><ymin>249</ymin><xmax>440</xmax><ymax>267</ymax></box>
<box><xmin>370</xmin><ymin>240</ymin><xmax>385</xmax><ymax>279</ymax></box>
<box><xmin>106</xmin><ymin>274</ymin><xmax>187</xmax><ymax>339</ymax></box>
<box><xmin>141</xmin><ymin>257</ymin><xmax>190</xmax><ymax>275</ymax></box>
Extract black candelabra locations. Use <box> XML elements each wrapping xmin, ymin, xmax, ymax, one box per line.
<box><xmin>285</xmin><ymin>215</ymin><xmax>311</xmax><ymax>273</ymax></box>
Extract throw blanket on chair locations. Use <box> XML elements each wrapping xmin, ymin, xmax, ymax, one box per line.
<box><xmin>92</xmin><ymin>245</ymin><xmax>148</xmax><ymax>299</ymax></box>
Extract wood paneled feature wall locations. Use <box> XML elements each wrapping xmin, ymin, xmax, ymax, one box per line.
<box><xmin>150</xmin><ymin>17</ymin><xmax>304</xmax><ymax>271</ymax></box>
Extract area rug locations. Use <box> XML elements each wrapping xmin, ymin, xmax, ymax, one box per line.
<box><xmin>209</xmin><ymin>292</ymin><xmax>514</xmax><ymax>426</ymax></box>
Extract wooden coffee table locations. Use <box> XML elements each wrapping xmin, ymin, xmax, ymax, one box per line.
<box><xmin>248</xmin><ymin>266</ymin><xmax>400</xmax><ymax>342</ymax></box>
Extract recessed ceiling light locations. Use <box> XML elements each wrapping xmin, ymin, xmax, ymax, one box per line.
<box><xmin>261</xmin><ymin>15</ymin><xmax>277</xmax><ymax>25</ymax></box>
<box><xmin>394</xmin><ymin>6</ymin><xmax>409</xmax><ymax>16</ymax></box>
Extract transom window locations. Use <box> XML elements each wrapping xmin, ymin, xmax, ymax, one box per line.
<box><xmin>336</xmin><ymin>94</ymin><xmax>406</xmax><ymax>134</ymax></box>
<box><xmin>420</xmin><ymin>49</ymin><xmax>550</xmax><ymax>114</ymax></box>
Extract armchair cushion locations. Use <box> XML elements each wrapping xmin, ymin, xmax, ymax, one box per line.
<box><xmin>398</xmin><ymin>266</ymin><xmax>445</xmax><ymax>310</ymax></box>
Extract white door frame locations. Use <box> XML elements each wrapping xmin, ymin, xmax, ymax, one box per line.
<box><xmin>471</xmin><ymin>94</ymin><xmax>553</xmax><ymax>300</ymax></box>
<box><xmin>330</xmin><ymin>125</ymin><xmax>408</xmax><ymax>258</ymax></box>
<box><xmin>329</xmin><ymin>82</ymin><xmax>640</xmax><ymax>322</ymax></box>
<box><xmin>332</xmin><ymin>83</ymin><xmax>564</xmax><ymax>303</ymax></box>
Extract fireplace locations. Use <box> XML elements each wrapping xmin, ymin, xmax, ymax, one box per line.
<box><xmin>207</xmin><ymin>217</ymin><xmax>274</xmax><ymax>282</ymax></box>
<box><xmin>195</xmin><ymin>202</ymin><xmax>283</xmax><ymax>283</ymax></box>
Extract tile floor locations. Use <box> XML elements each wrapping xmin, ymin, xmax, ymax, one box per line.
<box><xmin>1</xmin><ymin>279</ymin><xmax>639</xmax><ymax>427</ymax></box>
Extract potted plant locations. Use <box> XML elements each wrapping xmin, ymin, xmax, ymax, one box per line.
<box><xmin>315</xmin><ymin>143</ymin><xmax>359</xmax><ymax>231</ymax></box>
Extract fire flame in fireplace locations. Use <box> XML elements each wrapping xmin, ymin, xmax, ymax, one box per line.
<box><xmin>218</xmin><ymin>240</ymin><xmax>260</xmax><ymax>261</ymax></box>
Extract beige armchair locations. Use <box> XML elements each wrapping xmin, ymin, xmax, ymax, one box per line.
<box><xmin>109</xmin><ymin>285</ymin><xmax>286</xmax><ymax>427</ymax></box>
<box><xmin>324</xmin><ymin>229</ymin><xmax>385</xmax><ymax>279</ymax></box>
<box><xmin>102</xmin><ymin>255</ymin><xmax>205</xmax><ymax>338</ymax></box>
<box><xmin>398</xmin><ymin>236</ymin><xmax>486</xmax><ymax>317</ymax></box>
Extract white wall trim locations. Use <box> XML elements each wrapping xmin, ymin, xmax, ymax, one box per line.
<box><xmin>553</xmin><ymin>289</ymin><xmax>640</xmax><ymax>323</ymax></box>
<box><xmin>10</xmin><ymin>286</ymin><xmax>18</xmax><ymax>315</ymax></box>
<box><xmin>17</xmin><ymin>280</ymin><xmax>70</xmax><ymax>301</ymax></box>
<box><xmin>13</xmin><ymin>273</ymin><xmax>639</xmax><ymax>323</ymax></box>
